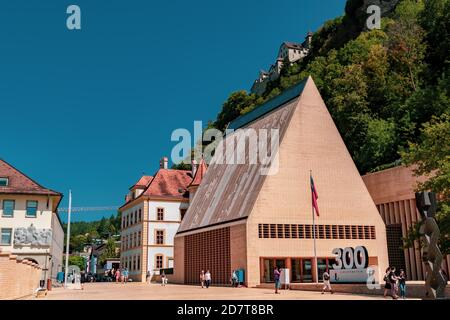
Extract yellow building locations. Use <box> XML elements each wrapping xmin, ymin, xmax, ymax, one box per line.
<box><xmin>173</xmin><ymin>77</ymin><xmax>389</xmax><ymax>287</ymax></box>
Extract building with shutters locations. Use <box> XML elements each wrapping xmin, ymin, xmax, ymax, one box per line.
<box><xmin>0</xmin><ymin>159</ymin><xmax>63</xmax><ymax>283</ymax></box>
<box><xmin>119</xmin><ymin>157</ymin><xmax>207</xmax><ymax>282</ymax></box>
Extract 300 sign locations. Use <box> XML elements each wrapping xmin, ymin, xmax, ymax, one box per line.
<box><xmin>332</xmin><ymin>246</ymin><xmax>369</xmax><ymax>270</ymax></box>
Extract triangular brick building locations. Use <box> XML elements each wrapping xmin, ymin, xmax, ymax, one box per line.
<box><xmin>173</xmin><ymin>77</ymin><xmax>389</xmax><ymax>287</ymax></box>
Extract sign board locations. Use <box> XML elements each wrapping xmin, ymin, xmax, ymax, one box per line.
<box><xmin>330</xmin><ymin>246</ymin><xmax>375</xmax><ymax>284</ymax></box>
<box><xmin>280</xmin><ymin>268</ymin><xmax>290</xmax><ymax>285</ymax></box>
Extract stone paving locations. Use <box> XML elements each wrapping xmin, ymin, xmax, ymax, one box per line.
<box><xmin>28</xmin><ymin>282</ymin><xmax>414</xmax><ymax>300</ymax></box>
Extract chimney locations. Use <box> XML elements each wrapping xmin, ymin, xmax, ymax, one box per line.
<box><xmin>160</xmin><ymin>156</ymin><xmax>168</xmax><ymax>169</ymax></box>
<box><xmin>191</xmin><ymin>159</ymin><xmax>198</xmax><ymax>177</ymax></box>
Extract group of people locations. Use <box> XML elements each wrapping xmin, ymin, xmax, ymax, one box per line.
<box><xmin>145</xmin><ymin>271</ymin><xmax>169</xmax><ymax>285</ymax></box>
<box><xmin>108</xmin><ymin>267</ymin><xmax>129</xmax><ymax>284</ymax></box>
<box><xmin>383</xmin><ymin>266</ymin><xmax>407</xmax><ymax>299</ymax></box>
<box><xmin>199</xmin><ymin>270</ymin><xmax>212</xmax><ymax>288</ymax></box>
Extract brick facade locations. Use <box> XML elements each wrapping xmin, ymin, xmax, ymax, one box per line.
<box><xmin>0</xmin><ymin>250</ymin><xmax>42</xmax><ymax>300</ymax></box>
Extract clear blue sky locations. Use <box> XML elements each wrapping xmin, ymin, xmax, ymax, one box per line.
<box><xmin>0</xmin><ymin>0</ymin><xmax>346</xmax><ymax>222</ymax></box>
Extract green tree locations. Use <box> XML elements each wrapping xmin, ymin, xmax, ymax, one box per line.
<box><xmin>401</xmin><ymin>114</ymin><xmax>450</xmax><ymax>254</ymax></box>
<box><xmin>214</xmin><ymin>91</ymin><xmax>263</xmax><ymax>131</ymax></box>
<box><xmin>99</xmin><ymin>238</ymin><xmax>119</xmax><ymax>266</ymax></box>
<box><xmin>419</xmin><ymin>0</ymin><xmax>450</xmax><ymax>78</ymax></box>
<box><xmin>63</xmin><ymin>255</ymin><xmax>86</xmax><ymax>271</ymax></box>
<box><xmin>69</xmin><ymin>234</ymin><xmax>87</xmax><ymax>253</ymax></box>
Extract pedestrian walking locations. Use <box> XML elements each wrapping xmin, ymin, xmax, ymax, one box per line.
<box><xmin>399</xmin><ymin>269</ymin><xmax>407</xmax><ymax>299</ymax></box>
<box><xmin>146</xmin><ymin>271</ymin><xmax>151</xmax><ymax>284</ymax></box>
<box><xmin>231</xmin><ymin>270</ymin><xmax>239</xmax><ymax>288</ymax></box>
<box><xmin>114</xmin><ymin>269</ymin><xmax>121</xmax><ymax>284</ymax></box>
<box><xmin>108</xmin><ymin>269</ymin><xmax>113</xmax><ymax>282</ymax></box>
<box><xmin>80</xmin><ymin>271</ymin><xmax>85</xmax><ymax>290</ymax></box>
<box><xmin>321</xmin><ymin>271</ymin><xmax>334</xmax><ymax>294</ymax></box>
<box><xmin>200</xmin><ymin>270</ymin><xmax>205</xmax><ymax>288</ymax></box>
<box><xmin>123</xmin><ymin>268</ymin><xmax>129</xmax><ymax>283</ymax></box>
<box><xmin>161</xmin><ymin>271</ymin><xmax>167</xmax><ymax>286</ymax></box>
<box><xmin>389</xmin><ymin>267</ymin><xmax>399</xmax><ymax>299</ymax></box>
<box><xmin>383</xmin><ymin>267</ymin><xmax>391</xmax><ymax>298</ymax></box>
<box><xmin>274</xmin><ymin>267</ymin><xmax>281</xmax><ymax>294</ymax></box>
<box><xmin>204</xmin><ymin>270</ymin><xmax>211</xmax><ymax>288</ymax></box>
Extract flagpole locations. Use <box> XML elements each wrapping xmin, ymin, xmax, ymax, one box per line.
<box><xmin>64</xmin><ymin>190</ymin><xmax>72</xmax><ymax>288</ymax></box>
<box><xmin>310</xmin><ymin>171</ymin><xmax>318</xmax><ymax>284</ymax></box>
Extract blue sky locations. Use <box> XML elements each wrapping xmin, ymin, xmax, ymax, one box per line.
<box><xmin>0</xmin><ymin>0</ymin><xmax>346</xmax><ymax>222</ymax></box>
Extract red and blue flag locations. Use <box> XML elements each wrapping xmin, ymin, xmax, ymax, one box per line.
<box><xmin>310</xmin><ymin>175</ymin><xmax>320</xmax><ymax>217</ymax></box>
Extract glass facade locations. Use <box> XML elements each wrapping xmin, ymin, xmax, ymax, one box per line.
<box><xmin>262</xmin><ymin>257</ymin><xmax>335</xmax><ymax>283</ymax></box>
<box><xmin>302</xmin><ymin>259</ymin><xmax>313</xmax><ymax>282</ymax></box>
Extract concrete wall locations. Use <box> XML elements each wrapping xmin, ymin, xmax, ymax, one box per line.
<box><xmin>172</xmin><ymin>235</ymin><xmax>185</xmax><ymax>284</ymax></box>
<box><xmin>230</xmin><ymin>223</ymin><xmax>247</xmax><ymax>275</ymax></box>
<box><xmin>0</xmin><ymin>250</ymin><xmax>42</xmax><ymax>300</ymax></box>
<box><xmin>50</xmin><ymin>213</ymin><xmax>64</xmax><ymax>280</ymax></box>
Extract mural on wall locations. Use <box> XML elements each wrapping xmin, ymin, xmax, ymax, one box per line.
<box><xmin>14</xmin><ymin>224</ymin><xmax>52</xmax><ymax>247</ymax></box>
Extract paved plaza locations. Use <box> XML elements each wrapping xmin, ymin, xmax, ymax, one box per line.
<box><xmin>27</xmin><ymin>282</ymin><xmax>410</xmax><ymax>300</ymax></box>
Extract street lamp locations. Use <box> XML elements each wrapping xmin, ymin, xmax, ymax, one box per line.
<box><xmin>64</xmin><ymin>190</ymin><xmax>72</xmax><ymax>288</ymax></box>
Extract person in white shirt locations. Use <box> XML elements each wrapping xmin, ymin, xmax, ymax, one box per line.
<box><xmin>204</xmin><ymin>270</ymin><xmax>211</xmax><ymax>288</ymax></box>
<box><xmin>321</xmin><ymin>271</ymin><xmax>334</xmax><ymax>294</ymax></box>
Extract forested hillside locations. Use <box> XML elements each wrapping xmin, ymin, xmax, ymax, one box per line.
<box><xmin>63</xmin><ymin>214</ymin><xmax>121</xmax><ymax>253</ymax></box>
<box><xmin>211</xmin><ymin>0</ymin><xmax>450</xmax><ymax>175</ymax></box>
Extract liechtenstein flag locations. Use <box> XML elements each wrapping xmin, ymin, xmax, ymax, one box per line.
<box><xmin>310</xmin><ymin>175</ymin><xmax>320</xmax><ymax>217</ymax></box>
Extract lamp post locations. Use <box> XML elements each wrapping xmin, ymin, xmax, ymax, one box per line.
<box><xmin>64</xmin><ymin>190</ymin><xmax>72</xmax><ymax>288</ymax></box>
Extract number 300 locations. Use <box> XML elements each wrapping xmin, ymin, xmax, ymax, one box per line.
<box><xmin>332</xmin><ymin>246</ymin><xmax>368</xmax><ymax>270</ymax></box>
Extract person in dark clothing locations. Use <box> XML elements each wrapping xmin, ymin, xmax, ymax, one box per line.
<box><xmin>383</xmin><ymin>267</ymin><xmax>391</xmax><ymax>298</ymax></box>
<box><xmin>274</xmin><ymin>267</ymin><xmax>281</xmax><ymax>294</ymax></box>
<box><xmin>389</xmin><ymin>267</ymin><xmax>399</xmax><ymax>299</ymax></box>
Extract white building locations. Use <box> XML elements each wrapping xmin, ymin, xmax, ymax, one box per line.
<box><xmin>251</xmin><ymin>32</ymin><xmax>313</xmax><ymax>96</ymax></box>
<box><xmin>0</xmin><ymin>159</ymin><xmax>64</xmax><ymax>282</ymax></box>
<box><xmin>119</xmin><ymin>157</ymin><xmax>207</xmax><ymax>282</ymax></box>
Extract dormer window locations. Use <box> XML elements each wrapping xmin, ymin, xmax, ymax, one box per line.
<box><xmin>0</xmin><ymin>177</ymin><xmax>8</xmax><ymax>186</ymax></box>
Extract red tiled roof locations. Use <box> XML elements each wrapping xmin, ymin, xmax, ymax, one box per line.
<box><xmin>130</xmin><ymin>175</ymin><xmax>153</xmax><ymax>190</ymax></box>
<box><xmin>0</xmin><ymin>159</ymin><xmax>61</xmax><ymax>196</ymax></box>
<box><xmin>143</xmin><ymin>169</ymin><xmax>192</xmax><ymax>199</ymax></box>
<box><xmin>188</xmin><ymin>159</ymin><xmax>208</xmax><ymax>188</ymax></box>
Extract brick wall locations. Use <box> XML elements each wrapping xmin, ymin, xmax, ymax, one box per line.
<box><xmin>0</xmin><ymin>250</ymin><xmax>42</xmax><ymax>300</ymax></box>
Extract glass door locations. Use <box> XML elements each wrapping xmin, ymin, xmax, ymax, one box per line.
<box><xmin>317</xmin><ymin>258</ymin><xmax>327</xmax><ymax>282</ymax></box>
<box><xmin>291</xmin><ymin>259</ymin><xmax>302</xmax><ymax>282</ymax></box>
<box><xmin>263</xmin><ymin>259</ymin><xmax>275</xmax><ymax>283</ymax></box>
<box><xmin>302</xmin><ymin>259</ymin><xmax>313</xmax><ymax>283</ymax></box>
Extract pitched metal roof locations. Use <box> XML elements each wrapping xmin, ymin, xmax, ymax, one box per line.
<box><xmin>228</xmin><ymin>79</ymin><xmax>307</xmax><ymax>130</ymax></box>
<box><xmin>178</xmin><ymin>81</ymin><xmax>307</xmax><ymax>234</ymax></box>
